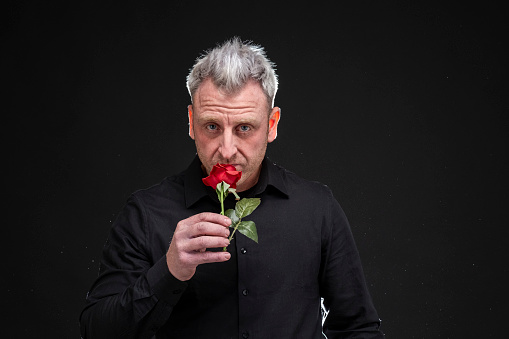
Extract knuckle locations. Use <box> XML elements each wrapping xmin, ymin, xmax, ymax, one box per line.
<box><xmin>172</xmin><ymin>230</ymin><xmax>183</xmax><ymax>242</ymax></box>
<box><xmin>198</xmin><ymin>236</ymin><xmax>208</xmax><ymax>248</ymax></box>
<box><xmin>176</xmin><ymin>220</ymin><xmax>187</xmax><ymax>231</ymax></box>
<box><xmin>195</xmin><ymin>212</ymin><xmax>210</xmax><ymax>221</ymax></box>
<box><xmin>196</xmin><ymin>222</ymin><xmax>206</xmax><ymax>233</ymax></box>
<box><xmin>171</xmin><ymin>230</ymin><xmax>184</xmax><ymax>243</ymax></box>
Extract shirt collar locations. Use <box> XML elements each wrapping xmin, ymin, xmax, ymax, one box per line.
<box><xmin>184</xmin><ymin>155</ymin><xmax>289</xmax><ymax>208</ymax></box>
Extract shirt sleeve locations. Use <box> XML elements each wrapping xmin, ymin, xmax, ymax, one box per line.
<box><xmin>79</xmin><ymin>195</ymin><xmax>188</xmax><ymax>339</ymax></box>
<box><xmin>320</xmin><ymin>190</ymin><xmax>384</xmax><ymax>338</ymax></box>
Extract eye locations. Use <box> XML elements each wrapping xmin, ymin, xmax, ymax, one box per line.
<box><xmin>206</xmin><ymin>124</ymin><xmax>218</xmax><ymax>131</ymax></box>
<box><xmin>239</xmin><ymin>125</ymin><xmax>251</xmax><ymax>132</ymax></box>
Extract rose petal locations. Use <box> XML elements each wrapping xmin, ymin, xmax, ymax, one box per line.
<box><xmin>202</xmin><ymin>175</ymin><xmax>220</xmax><ymax>188</ymax></box>
<box><xmin>202</xmin><ymin>163</ymin><xmax>242</xmax><ymax>189</ymax></box>
<box><xmin>222</xmin><ymin>164</ymin><xmax>237</xmax><ymax>172</ymax></box>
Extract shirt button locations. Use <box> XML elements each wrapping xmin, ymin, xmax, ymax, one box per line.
<box><xmin>242</xmin><ymin>332</ymin><xmax>249</xmax><ymax>338</ymax></box>
<box><xmin>242</xmin><ymin>289</ymin><xmax>249</xmax><ymax>296</ymax></box>
<box><xmin>240</xmin><ymin>247</ymin><xmax>247</xmax><ymax>254</ymax></box>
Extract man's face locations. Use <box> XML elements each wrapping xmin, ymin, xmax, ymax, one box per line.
<box><xmin>189</xmin><ymin>78</ymin><xmax>280</xmax><ymax>192</ymax></box>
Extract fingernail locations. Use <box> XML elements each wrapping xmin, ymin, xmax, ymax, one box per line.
<box><xmin>224</xmin><ymin>252</ymin><xmax>231</xmax><ymax>260</ymax></box>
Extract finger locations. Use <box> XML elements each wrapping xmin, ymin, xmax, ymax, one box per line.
<box><xmin>190</xmin><ymin>221</ymin><xmax>231</xmax><ymax>238</ymax></box>
<box><xmin>186</xmin><ymin>250</ymin><xmax>231</xmax><ymax>266</ymax></box>
<box><xmin>187</xmin><ymin>212</ymin><xmax>231</xmax><ymax>228</ymax></box>
<box><xmin>184</xmin><ymin>236</ymin><xmax>230</xmax><ymax>252</ymax></box>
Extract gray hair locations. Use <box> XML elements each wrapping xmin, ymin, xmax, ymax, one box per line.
<box><xmin>186</xmin><ymin>37</ymin><xmax>278</xmax><ymax>108</ymax></box>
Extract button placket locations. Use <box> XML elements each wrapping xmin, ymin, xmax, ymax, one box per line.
<box><xmin>237</xmin><ymin>236</ymin><xmax>253</xmax><ymax>339</ymax></box>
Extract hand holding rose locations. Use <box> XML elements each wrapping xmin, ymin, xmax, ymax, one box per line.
<box><xmin>203</xmin><ymin>164</ymin><xmax>259</xmax><ymax>251</ymax></box>
<box><xmin>166</xmin><ymin>213</ymin><xmax>232</xmax><ymax>281</ymax></box>
<box><xmin>166</xmin><ymin>164</ymin><xmax>259</xmax><ymax>281</ymax></box>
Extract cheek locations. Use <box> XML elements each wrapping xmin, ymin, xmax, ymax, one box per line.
<box><xmin>241</xmin><ymin>134</ymin><xmax>269</xmax><ymax>159</ymax></box>
<box><xmin>195</xmin><ymin>133</ymin><xmax>217</xmax><ymax>151</ymax></box>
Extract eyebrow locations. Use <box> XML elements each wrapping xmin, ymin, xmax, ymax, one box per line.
<box><xmin>196</xmin><ymin>114</ymin><xmax>221</xmax><ymax>123</ymax></box>
<box><xmin>197</xmin><ymin>114</ymin><xmax>259</xmax><ymax>125</ymax></box>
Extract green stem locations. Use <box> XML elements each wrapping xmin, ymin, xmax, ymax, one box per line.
<box><xmin>218</xmin><ymin>188</ymin><xmax>225</xmax><ymax>215</ymax></box>
<box><xmin>228</xmin><ymin>224</ymin><xmax>239</xmax><ymax>242</ymax></box>
<box><xmin>222</xmin><ymin>221</ymin><xmax>240</xmax><ymax>251</ymax></box>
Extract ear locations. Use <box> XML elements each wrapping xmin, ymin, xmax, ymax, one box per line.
<box><xmin>188</xmin><ymin>105</ymin><xmax>195</xmax><ymax>140</ymax></box>
<box><xmin>267</xmin><ymin>107</ymin><xmax>281</xmax><ymax>143</ymax></box>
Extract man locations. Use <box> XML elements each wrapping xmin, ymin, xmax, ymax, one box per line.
<box><xmin>80</xmin><ymin>37</ymin><xmax>384</xmax><ymax>338</ymax></box>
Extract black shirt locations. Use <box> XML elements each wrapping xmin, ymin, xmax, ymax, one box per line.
<box><xmin>80</xmin><ymin>156</ymin><xmax>383</xmax><ymax>338</ymax></box>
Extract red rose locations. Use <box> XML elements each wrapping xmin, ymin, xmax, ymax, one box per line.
<box><xmin>202</xmin><ymin>163</ymin><xmax>242</xmax><ymax>189</ymax></box>
<box><xmin>202</xmin><ymin>163</ymin><xmax>258</xmax><ymax>250</ymax></box>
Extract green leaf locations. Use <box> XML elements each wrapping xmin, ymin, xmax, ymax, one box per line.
<box><xmin>228</xmin><ymin>188</ymin><xmax>240</xmax><ymax>200</ymax></box>
<box><xmin>224</xmin><ymin>209</ymin><xmax>239</xmax><ymax>227</ymax></box>
<box><xmin>235</xmin><ymin>198</ymin><xmax>261</xmax><ymax>219</ymax></box>
<box><xmin>237</xmin><ymin>220</ymin><xmax>258</xmax><ymax>243</ymax></box>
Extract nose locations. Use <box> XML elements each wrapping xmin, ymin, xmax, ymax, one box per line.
<box><xmin>219</xmin><ymin>129</ymin><xmax>237</xmax><ymax>161</ymax></box>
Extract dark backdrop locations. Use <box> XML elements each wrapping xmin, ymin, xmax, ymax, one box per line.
<box><xmin>4</xmin><ymin>1</ymin><xmax>508</xmax><ymax>338</ymax></box>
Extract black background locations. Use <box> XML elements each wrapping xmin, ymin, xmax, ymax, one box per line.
<box><xmin>4</xmin><ymin>1</ymin><xmax>508</xmax><ymax>338</ymax></box>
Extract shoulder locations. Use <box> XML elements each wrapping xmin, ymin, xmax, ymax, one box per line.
<box><xmin>129</xmin><ymin>170</ymin><xmax>186</xmax><ymax>205</ymax></box>
<box><xmin>270</xmin><ymin>161</ymin><xmax>334</xmax><ymax>200</ymax></box>
<box><xmin>269</xmin><ymin>161</ymin><xmax>350</xmax><ymax>236</ymax></box>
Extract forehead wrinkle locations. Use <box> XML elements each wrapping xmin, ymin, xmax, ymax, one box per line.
<box><xmin>194</xmin><ymin>79</ymin><xmax>269</xmax><ymax>123</ymax></box>
<box><xmin>197</xmin><ymin>97</ymin><xmax>260</xmax><ymax>110</ymax></box>
<box><xmin>196</xmin><ymin>111</ymin><xmax>260</xmax><ymax>125</ymax></box>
